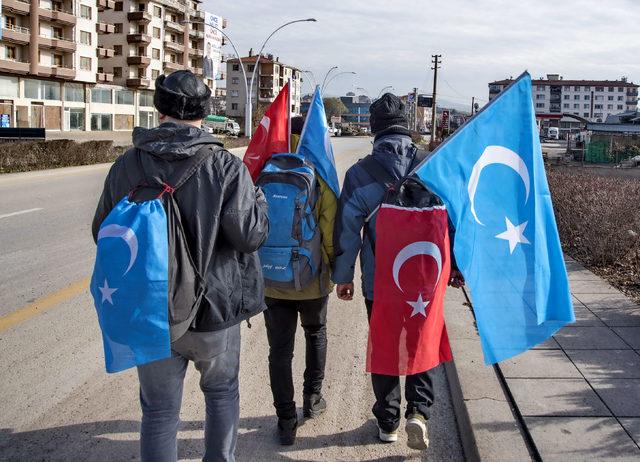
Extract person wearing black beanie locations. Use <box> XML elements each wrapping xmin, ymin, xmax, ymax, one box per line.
<box><xmin>91</xmin><ymin>70</ymin><xmax>269</xmax><ymax>461</ymax></box>
<box><xmin>332</xmin><ymin>92</ymin><xmax>434</xmax><ymax>450</ymax></box>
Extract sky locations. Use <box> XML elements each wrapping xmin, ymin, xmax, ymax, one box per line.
<box><xmin>204</xmin><ymin>0</ymin><xmax>640</xmax><ymax>111</ymax></box>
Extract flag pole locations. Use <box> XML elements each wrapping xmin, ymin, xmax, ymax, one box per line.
<box><xmin>287</xmin><ymin>78</ymin><xmax>292</xmax><ymax>152</ymax></box>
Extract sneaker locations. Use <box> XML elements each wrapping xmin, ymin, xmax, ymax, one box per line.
<box><xmin>303</xmin><ymin>393</ymin><xmax>327</xmax><ymax>418</ymax></box>
<box><xmin>277</xmin><ymin>417</ymin><xmax>298</xmax><ymax>446</ymax></box>
<box><xmin>405</xmin><ymin>413</ymin><xmax>429</xmax><ymax>450</ymax></box>
<box><xmin>376</xmin><ymin>423</ymin><xmax>398</xmax><ymax>443</ymax></box>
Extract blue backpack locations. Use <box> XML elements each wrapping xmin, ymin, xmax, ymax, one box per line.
<box><xmin>257</xmin><ymin>153</ymin><xmax>322</xmax><ymax>290</ymax></box>
<box><xmin>91</xmin><ymin>147</ymin><xmax>215</xmax><ymax>373</ymax></box>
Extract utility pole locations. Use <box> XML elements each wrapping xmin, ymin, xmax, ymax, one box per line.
<box><xmin>413</xmin><ymin>87</ymin><xmax>419</xmax><ymax>131</ymax></box>
<box><xmin>430</xmin><ymin>54</ymin><xmax>441</xmax><ymax>144</ymax></box>
<box><xmin>471</xmin><ymin>96</ymin><xmax>475</xmax><ymax>115</ymax></box>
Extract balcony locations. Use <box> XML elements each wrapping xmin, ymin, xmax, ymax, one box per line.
<box><xmin>97</xmin><ymin>72</ymin><xmax>114</xmax><ymax>83</ymax></box>
<box><xmin>127</xmin><ymin>11</ymin><xmax>152</xmax><ymax>23</ymax></box>
<box><xmin>2</xmin><ymin>25</ymin><xmax>30</xmax><ymax>44</ymax></box>
<box><xmin>162</xmin><ymin>0</ymin><xmax>185</xmax><ymax>13</ymax></box>
<box><xmin>192</xmin><ymin>67</ymin><xmax>203</xmax><ymax>76</ymax></box>
<box><xmin>190</xmin><ymin>10</ymin><xmax>204</xmax><ymax>20</ymax></box>
<box><xmin>127</xmin><ymin>55</ymin><xmax>151</xmax><ymax>66</ymax></box>
<box><xmin>165</xmin><ymin>20</ymin><xmax>184</xmax><ymax>33</ymax></box>
<box><xmin>97</xmin><ymin>0</ymin><xmax>115</xmax><ymax>11</ymax></box>
<box><xmin>164</xmin><ymin>61</ymin><xmax>185</xmax><ymax>72</ymax></box>
<box><xmin>164</xmin><ymin>40</ymin><xmax>185</xmax><ymax>53</ymax></box>
<box><xmin>97</xmin><ymin>47</ymin><xmax>115</xmax><ymax>58</ymax></box>
<box><xmin>39</xmin><ymin>35</ymin><xmax>76</xmax><ymax>52</ymax></box>
<box><xmin>0</xmin><ymin>58</ymin><xmax>29</xmax><ymax>74</ymax></box>
<box><xmin>126</xmin><ymin>78</ymin><xmax>151</xmax><ymax>88</ymax></box>
<box><xmin>127</xmin><ymin>33</ymin><xmax>151</xmax><ymax>44</ymax></box>
<box><xmin>97</xmin><ymin>22</ymin><xmax>116</xmax><ymax>34</ymax></box>
<box><xmin>37</xmin><ymin>64</ymin><xmax>76</xmax><ymax>80</ymax></box>
<box><xmin>38</xmin><ymin>7</ymin><xmax>76</xmax><ymax>26</ymax></box>
<box><xmin>627</xmin><ymin>90</ymin><xmax>639</xmax><ymax>97</ymax></box>
<box><xmin>188</xmin><ymin>47</ymin><xmax>203</xmax><ymax>56</ymax></box>
<box><xmin>3</xmin><ymin>0</ymin><xmax>30</xmax><ymax>15</ymax></box>
<box><xmin>189</xmin><ymin>28</ymin><xmax>204</xmax><ymax>39</ymax></box>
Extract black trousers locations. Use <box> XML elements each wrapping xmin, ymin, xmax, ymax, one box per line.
<box><xmin>264</xmin><ymin>296</ymin><xmax>328</xmax><ymax>419</ymax></box>
<box><xmin>365</xmin><ymin>299</ymin><xmax>434</xmax><ymax>432</ymax></box>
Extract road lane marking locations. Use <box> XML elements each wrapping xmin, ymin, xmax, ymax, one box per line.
<box><xmin>0</xmin><ymin>276</ymin><xmax>90</xmax><ymax>333</ymax></box>
<box><xmin>0</xmin><ymin>208</ymin><xmax>43</xmax><ymax>220</ymax></box>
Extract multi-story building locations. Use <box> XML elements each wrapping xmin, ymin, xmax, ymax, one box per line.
<box><xmin>488</xmin><ymin>74</ymin><xmax>639</xmax><ymax>134</ymax></box>
<box><xmin>225</xmin><ymin>53</ymin><xmax>302</xmax><ymax>131</ymax></box>
<box><xmin>0</xmin><ymin>0</ymin><xmax>226</xmax><ymax>132</ymax></box>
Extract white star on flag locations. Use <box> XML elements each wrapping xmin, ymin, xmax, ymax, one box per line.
<box><xmin>406</xmin><ymin>294</ymin><xmax>430</xmax><ymax>318</ymax></box>
<box><xmin>495</xmin><ymin>217</ymin><xmax>531</xmax><ymax>254</ymax></box>
<box><xmin>99</xmin><ymin>278</ymin><xmax>118</xmax><ymax>305</ymax></box>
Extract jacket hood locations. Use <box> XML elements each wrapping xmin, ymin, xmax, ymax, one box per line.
<box><xmin>371</xmin><ymin>133</ymin><xmax>415</xmax><ymax>179</ymax></box>
<box><xmin>133</xmin><ymin>122</ymin><xmax>223</xmax><ymax>160</ymax></box>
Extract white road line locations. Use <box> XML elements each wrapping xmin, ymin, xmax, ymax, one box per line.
<box><xmin>0</xmin><ymin>208</ymin><xmax>43</xmax><ymax>220</ymax></box>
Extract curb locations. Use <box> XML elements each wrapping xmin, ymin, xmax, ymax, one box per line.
<box><xmin>443</xmin><ymin>288</ymin><xmax>534</xmax><ymax>462</ymax></box>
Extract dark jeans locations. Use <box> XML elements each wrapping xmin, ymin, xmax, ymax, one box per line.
<box><xmin>365</xmin><ymin>299</ymin><xmax>434</xmax><ymax>432</ymax></box>
<box><xmin>264</xmin><ymin>296</ymin><xmax>328</xmax><ymax>419</ymax></box>
<box><xmin>136</xmin><ymin>323</ymin><xmax>241</xmax><ymax>462</ymax></box>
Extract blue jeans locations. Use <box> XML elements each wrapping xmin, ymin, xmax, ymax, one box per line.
<box><xmin>136</xmin><ymin>323</ymin><xmax>241</xmax><ymax>462</ymax></box>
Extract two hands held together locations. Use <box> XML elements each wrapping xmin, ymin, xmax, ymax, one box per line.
<box><xmin>335</xmin><ymin>270</ymin><xmax>465</xmax><ymax>300</ymax></box>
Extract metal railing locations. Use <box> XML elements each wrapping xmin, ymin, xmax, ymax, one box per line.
<box><xmin>4</xmin><ymin>24</ymin><xmax>30</xmax><ymax>34</ymax></box>
<box><xmin>40</xmin><ymin>34</ymin><xmax>75</xmax><ymax>43</ymax></box>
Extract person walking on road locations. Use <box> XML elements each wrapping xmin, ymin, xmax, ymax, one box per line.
<box><xmin>332</xmin><ymin>94</ymin><xmax>463</xmax><ymax>449</ymax></box>
<box><xmin>92</xmin><ymin>70</ymin><xmax>269</xmax><ymax>462</ymax></box>
<box><xmin>259</xmin><ymin>115</ymin><xmax>337</xmax><ymax>445</ymax></box>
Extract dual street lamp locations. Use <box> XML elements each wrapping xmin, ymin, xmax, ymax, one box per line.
<box><xmin>322</xmin><ymin>71</ymin><xmax>357</xmax><ymax>94</ymax></box>
<box><xmin>182</xmin><ymin>18</ymin><xmax>316</xmax><ymax>138</ymax></box>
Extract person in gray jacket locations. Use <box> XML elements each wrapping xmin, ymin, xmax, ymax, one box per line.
<box><xmin>92</xmin><ymin>71</ymin><xmax>269</xmax><ymax>462</ymax></box>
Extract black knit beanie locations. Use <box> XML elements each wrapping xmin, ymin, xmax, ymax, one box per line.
<box><xmin>154</xmin><ymin>70</ymin><xmax>211</xmax><ymax>121</ymax></box>
<box><xmin>369</xmin><ymin>93</ymin><xmax>411</xmax><ymax>138</ymax></box>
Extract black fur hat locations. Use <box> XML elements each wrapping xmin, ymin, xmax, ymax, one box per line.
<box><xmin>154</xmin><ymin>70</ymin><xmax>211</xmax><ymax>121</ymax></box>
<box><xmin>369</xmin><ymin>93</ymin><xmax>410</xmax><ymax>138</ymax></box>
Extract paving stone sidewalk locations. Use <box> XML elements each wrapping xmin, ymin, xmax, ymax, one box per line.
<box><xmin>498</xmin><ymin>255</ymin><xmax>640</xmax><ymax>460</ymax></box>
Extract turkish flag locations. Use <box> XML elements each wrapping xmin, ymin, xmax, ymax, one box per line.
<box><xmin>367</xmin><ymin>204</ymin><xmax>453</xmax><ymax>376</ymax></box>
<box><xmin>243</xmin><ymin>81</ymin><xmax>290</xmax><ymax>181</ymax></box>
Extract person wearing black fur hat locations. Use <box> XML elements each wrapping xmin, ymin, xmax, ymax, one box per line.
<box><xmin>333</xmin><ymin>93</ymin><xmax>463</xmax><ymax>450</ymax></box>
<box><xmin>92</xmin><ymin>70</ymin><xmax>269</xmax><ymax>462</ymax></box>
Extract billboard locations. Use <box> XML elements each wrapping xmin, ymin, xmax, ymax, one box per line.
<box><xmin>203</xmin><ymin>12</ymin><xmax>223</xmax><ymax>81</ymax></box>
<box><xmin>440</xmin><ymin>109</ymin><xmax>450</xmax><ymax>130</ymax></box>
<box><xmin>418</xmin><ymin>95</ymin><xmax>433</xmax><ymax>107</ymax></box>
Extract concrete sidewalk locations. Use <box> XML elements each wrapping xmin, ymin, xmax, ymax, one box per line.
<box><xmin>446</xmin><ymin>256</ymin><xmax>640</xmax><ymax>461</ymax></box>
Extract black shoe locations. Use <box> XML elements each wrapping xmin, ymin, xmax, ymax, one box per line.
<box><xmin>277</xmin><ymin>417</ymin><xmax>298</xmax><ymax>446</ymax></box>
<box><xmin>303</xmin><ymin>393</ymin><xmax>327</xmax><ymax>418</ymax></box>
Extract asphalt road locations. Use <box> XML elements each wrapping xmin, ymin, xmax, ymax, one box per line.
<box><xmin>0</xmin><ymin>136</ymin><xmax>463</xmax><ymax>461</ymax></box>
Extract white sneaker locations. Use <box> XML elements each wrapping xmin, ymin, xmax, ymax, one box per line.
<box><xmin>377</xmin><ymin>423</ymin><xmax>398</xmax><ymax>443</ymax></box>
<box><xmin>405</xmin><ymin>414</ymin><xmax>429</xmax><ymax>450</ymax></box>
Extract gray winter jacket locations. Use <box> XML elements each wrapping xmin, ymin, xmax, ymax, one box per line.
<box><xmin>92</xmin><ymin>122</ymin><xmax>269</xmax><ymax>333</ymax></box>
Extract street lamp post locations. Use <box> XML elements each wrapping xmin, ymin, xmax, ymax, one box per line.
<box><xmin>320</xmin><ymin>66</ymin><xmax>338</xmax><ymax>93</ymax></box>
<box><xmin>322</xmin><ymin>71</ymin><xmax>357</xmax><ymax>94</ymax></box>
<box><xmin>376</xmin><ymin>85</ymin><xmax>394</xmax><ymax>99</ymax></box>
<box><xmin>356</xmin><ymin>87</ymin><xmax>370</xmax><ymax>98</ymax></box>
<box><xmin>246</xmin><ymin>18</ymin><xmax>316</xmax><ymax>138</ymax></box>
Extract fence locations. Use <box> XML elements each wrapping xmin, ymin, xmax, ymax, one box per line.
<box><xmin>584</xmin><ymin>140</ymin><xmax>612</xmax><ymax>163</ymax></box>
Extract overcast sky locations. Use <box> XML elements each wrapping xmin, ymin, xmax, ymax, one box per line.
<box><xmin>205</xmin><ymin>0</ymin><xmax>640</xmax><ymax>110</ymax></box>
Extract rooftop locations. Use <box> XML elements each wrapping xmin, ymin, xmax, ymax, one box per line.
<box><xmin>586</xmin><ymin>122</ymin><xmax>640</xmax><ymax>134</ymax></box>
<box><xmin>227</xmin><ymin>54</ymin><xmax>299</xmax><ymax>71</ymax></box>
<box><xmin>490</xmin><ymin>78</ymin><xmax>638</xmax><ymax>87</ymax></box>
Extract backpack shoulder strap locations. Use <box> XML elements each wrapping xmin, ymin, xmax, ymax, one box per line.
<box><xmin>358</xmin><ymin>155</ymin><xmax>395</xmax><ymax>189</ymax></box>
<box><xmin>169</xmin><ymin>144</ymin><xmax>222</xmax><ymax>192</ymax></box>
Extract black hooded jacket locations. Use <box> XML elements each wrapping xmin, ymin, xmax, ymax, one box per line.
<box><xmin>92</xmin><ymin>122</ymin><xmax>269</xmax><ymax>332</ymax></box>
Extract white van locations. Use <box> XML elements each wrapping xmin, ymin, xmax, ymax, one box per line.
<box><xmin>547</xmin><ymin>127</ymin><xmax>560</xmax><ymax>140</ymax></box>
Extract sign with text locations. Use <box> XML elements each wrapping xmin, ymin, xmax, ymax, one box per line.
<box><xmin>418</xmin><ymin>95</ymin><xmax>433</xmax><ymax>108</ymax></box>
<box><xmin>204</xmin><ymin>12</ymin><xmax>223</xmax><ymax>82</ymax></box>
<box><xmin>440</xmin><ymin>109</ymin><xmax>450</xmax><ymax>130</ymax></box>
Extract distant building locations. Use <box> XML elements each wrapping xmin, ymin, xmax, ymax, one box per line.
<box><xmin>488</xmin><ymin>74</ymin><xmax>639</xmax><ymax>135</ymax></box>
<box><xmin>339</xmin><ymin>92</ymin><xmax>370</xmax><ymax>128</ymax></box>
<box><xmin>225</xmin><ymin>53</ymin><xmax>301</xmax><ymax>131</ymax></box>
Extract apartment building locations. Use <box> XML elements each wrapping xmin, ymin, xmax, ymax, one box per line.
<box><xmin>0</xmin><ymin>0</ymin><xmax>226</xmax><ymax>131</ymax></box>
<box><xmin>225</xmin><ymin>53</ymin><xmax>302</xmax><ymax>131</ymax></box>
<box><xmin>488</xmin><ymin>74</ymin><xmax>639</xmax><ymax>133</ymax></box>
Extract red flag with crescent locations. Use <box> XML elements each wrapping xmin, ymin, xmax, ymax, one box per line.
<box><xmin>243</xmin><ymin>81</ymin><xmax>290</xmax><ymax>181</ymax></box>
<box><xmin>367</xmin><ymin>204</ymin><xmax>453</xmax><ymax>375</ymax></box>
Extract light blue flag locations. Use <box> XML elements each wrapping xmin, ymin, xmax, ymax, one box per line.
<box><xmin>414</xmin><ymin>72</ymin><xmax>574</xmax><ymax>364</ymax></box>
<box><xmin>297</xmin><ymin>86</ymin><xmax>340</xmax><ymax>196</ymax></box>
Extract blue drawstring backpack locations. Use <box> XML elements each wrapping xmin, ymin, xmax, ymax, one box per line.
<box><xmin>91</xmin><ymin>147</ymin><xmax>215</xmax><ymax>373</ymax></box>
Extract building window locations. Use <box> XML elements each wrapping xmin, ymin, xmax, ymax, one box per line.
<box><xmin>574</xmin><ymin>95</ymin><xmax>579</xmax><ymax>100</ymax></box>
<box><xmin>152</xmin><ymin>48</ymin><xmax>160</xmax><ymax>59</ymax></box>
<box><xmin>53</xmin><ymin>54</ymin><xmax>63</xmax><ymax>66</ymax></box>
<box><xmin>607</xmin><ymin>96</ymin><xmax>613</xmax><ymax>101</ymax></box>
<box><xmin>153</xmin><ymin>27</ymin><xmax>161</xmax><ymax>39</ymax></box>
<box><xmin>0</xmin><ymin>76</ymin><xmax>19</xmax><ymax>98</ymax></box>
<box><xmin>231</xmin><ymin>103</ymin><xmax>238</xmax><ymax>110</ymax></box>
<box><xmin>114</xmin><ymin>45</ymin><xmax>122</xmax><ymax>56</ymax></box>
<box><xmin>114</xmin><ymin>23</ymin><xmax>123</xmax><ymax>33</ymax></box>
<box><xmin>66</xmin><ymin>108</ymin><xmax>85</xmax><ymax>130</ymax></box>
<box><xmin>91</xmin><ymin>113</ymin><xmax>113</xmax><ymax>131</ymax></box>
<box><xmin>139</xmin><ymin>110</ymin><xmax>156</xmax><ymax>128</ymax></box>
<box><xmin>595</xmin><ymin>95</ymin><xmax>604</xmax><ymax>101</ymax></box>
<box><xmin>24</xmin><ymin>80</ymin><xmax>61</xmax><ymax>100</ymax></box>
<box><xmin>584</xmin><ymin>104</ymin><xmax>589</xmax><ymax>108</ymax></box>
<box><xmin>618</xmin><ymin>105</ymin><xmax>624</xmax><ymax>110</ymax></box>
<box><xmin>231</xmin><ymin>77</ymin><xmax>239</xmax><ymax>85</ymax></box>
<box><xmin>536</xmin><ymin>85</ymin><xmax>544</xmax><ymax>91</ymax></box>
<box><xmin>5</xmin><ymin>16</ymin><xmax>16</xmax><ymax>27</ymax></box>
<box><xmin>139</xmin><ymin>90</ymin><xmax>154</xmax><ymax>107</ymax></box>
<box><xmin>91</xmin><ymin>88</ymin><xmax>112</xmax><ymax>104</ymax></box>
<box><xmin>152</xmin><ymin>69</ymin><xmax>159</xmax><ymax>79</ymax></box>
<box><xmin>563</xmin><ymin>103</ymin><xmax>569</xmax><ymax>109</ymax></box>
<box><xmin>618</xmin><ymin>95</ymin><xmax>624</xmax><ymax>101</ymax></box>
<box><xmin>583</xmin><ymin>113</ymin><xmax>589</xmax><ymax>117</ymax></box>
<box><xmin>594</xmin><ymin>104</ymin><xmax>603</xmax><ymax>109</ymax></box>
<box><xmin>138</xmin><ymin>2</ymin><xmax>146</xmax><ymax>11</ymax></box>
<box><xmin>52</xmin><ymin>26</ymin><xmax>64</xmax><ymax>39</ymax></box>
<box><xmin>80</xmin><ymin>5</ymin><xmax>91</xmax><ymax>19</ymax></box>
<box><xmin>618</xmin><ymin>87</ymin><xmax>624</xmax><ymax>92</ymax></box>
<box><xmin>248</xmin><ymin>65</ymin><xmax>255</xmax><ymax>72</ymax></box>
<box><xmin>535</xmin><ymin>103</ymin><xmax>544</xmax><ymax>108</ymax></box>
<box><xmin>64</xmin><ymin>83</ymin><xmax>84</xmax><ymax>102</ymax></box>
<box><xmin>607</xmin><ymin>104</ymin><xmax>613</xmax><ymax>109</ymax></box>
<box><xmin>595</xmin><ymin>86</ymin><xmax>604</xmax><ymax>92</ymax></box>
<box><xmin>114</xmin><ymin>1</ymin><xmax>123</xmax><ymax>11</ymax></box>
<box><xmin>535</xmin><ymin>94</ymin><xmax>545</xmax><ymax>100</ymax></box>
<box><xmin>232</xmin><ymin>64</ymin><xmax>239</xmax><ymax>71</ymax></box>
<box><xmin>116</xmin><ymin>89</ymin><xmax>133</xmax><ymax>104</ymax></box>
<box><xmin>153</xmin><ymin>5</ymin><xmax>161</xmax><ymax>17</ymax></box>
<box><xmin>584</xmin><ymin>95</ymin><xmax>590</xmax><ymax>100</ymax></box>
<box><xmin>608</xmin><ymin>87</ymin><xmax>614</xmax><ymax>92</ymax></box>
<box><xmin>80</xmin><ymin>57</ymin><xmax>91</xmax><ymax>70</ymax></box>
<box><xmin>80</xmin><ymin>31</ymin><xmax>91</xmax><ymax>45</ymax></box>
<box><xmin>573</xmin><ymin>104</ymin><xmax>579</xmax><ymax>109</ymax></box>
<box><xmin>6</xmin><ymin>46</ymin><xmax>17</xmax><ymax>60</ymax></box>
<box><xmin>230</xmin><ymin>90</ymin><xmax>239</xmax><ymax>97</ymax></box>
<box><xmin>113</xmin><ymin>67</ymin><xmax>122</xmax><ymax>77</ymax></box>
<box><xmin>574</xmin><ymin>86</ymin><xmax>580</xmax><ymax>91</ymax></box>
<box><xmin>563</xmin><ymin>95</ymin><xmax>569</xmax><ymax>100</ymax></box>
